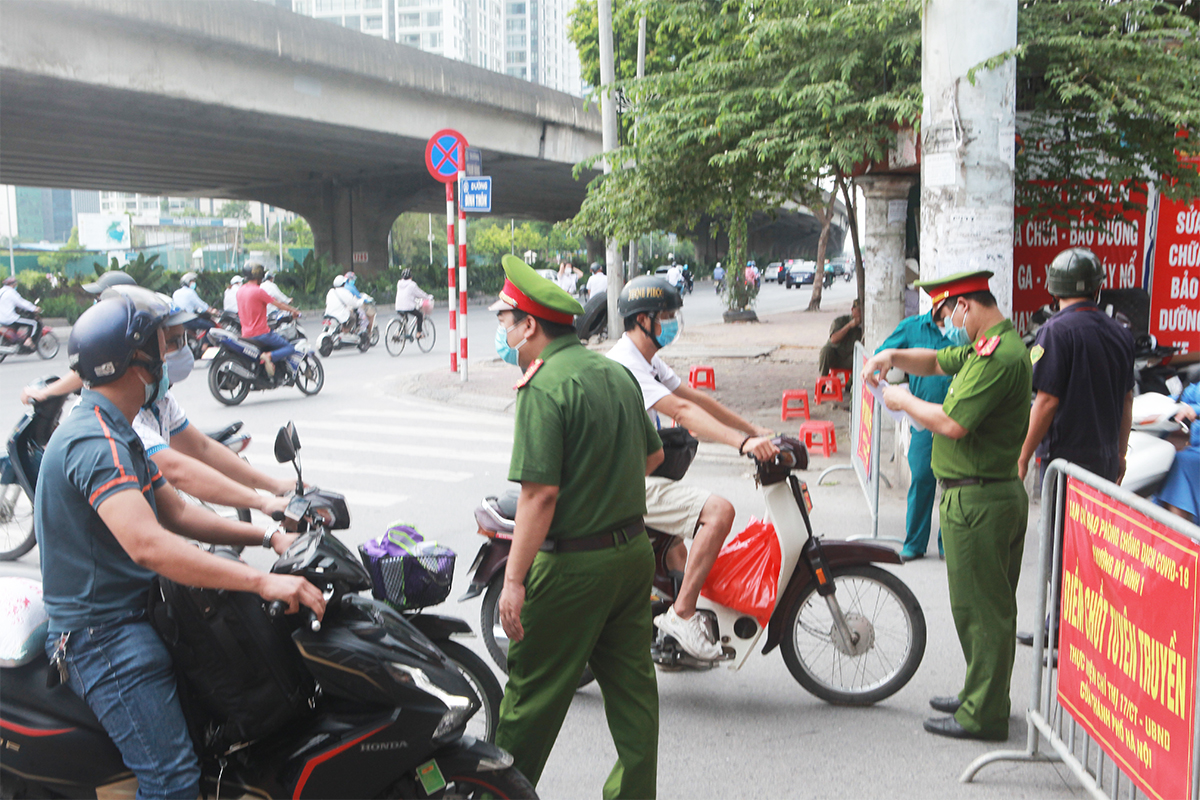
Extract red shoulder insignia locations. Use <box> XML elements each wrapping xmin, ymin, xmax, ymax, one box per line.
<box><xmin>974</xmin><ymin>335</ymin><xmax>1001</xmax><ymax>356</ymax></box>
<box><xmin>513</xmin><ymin>358</ymin><xmax>544</xmax><ymax>389</ymax></box>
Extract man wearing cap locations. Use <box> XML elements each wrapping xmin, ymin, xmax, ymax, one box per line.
<box><xmin>490</xmin><ymin>254</ymin><xmax>664</xmax><ymax>798</ymax></box>
<box><xmin>818</xmin><ymin>299</ymin><xmax>862</xmax><ymax>377</ymax></box>
<box><xmin>862</xmin><ymin>271</ymin><xmax>1031</xmax><ymax>741</ymax></box>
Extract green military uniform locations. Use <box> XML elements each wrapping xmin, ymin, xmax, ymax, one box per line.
<box><xmin>917</xmin><ymin>271</ymin><xmax>1033</xmax><ymax>740</ymax></box>
<box><xmin>491</xmin><ymin>256</ymin><xmax>664</xmax><ymax>798</ymax></box>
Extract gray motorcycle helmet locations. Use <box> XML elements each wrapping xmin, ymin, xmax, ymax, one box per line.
<box><xmin>82</xmin><ymin>270</ymin><xmax>137</xmax><ymax>295</ymax></box>
<box><xmin>1046</xmin><ymin>247</ymin><xmax>1105</xmax><ymax>298</ymax></box>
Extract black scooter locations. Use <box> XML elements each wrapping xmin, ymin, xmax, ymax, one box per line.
<box><xmin>0</xmin><ymin>424</ymin><xmax>533</xmax><ymax>799</ymax></box>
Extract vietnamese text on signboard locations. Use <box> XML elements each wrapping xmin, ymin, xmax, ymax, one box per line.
<box><xmin>1057</xmin><ymin>477</ymin><xmax>1199</xmax><ymax>800</ymax></box>
<box><xmin>1150</xmin><ymin>196</ymin><xmax>1200</xmax><ymax>355</ymax></box>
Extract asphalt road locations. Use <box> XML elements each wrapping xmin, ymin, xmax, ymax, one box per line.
<box><xmin>0</xmin><ymin>277</ymin><xmax>1080</xmax><ymax>798</ymax></box>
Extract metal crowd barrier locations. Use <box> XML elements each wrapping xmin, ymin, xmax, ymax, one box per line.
<box><xmin>963</xmin><ymin>459</ymin><xmax>1200</xmax><ymax>799</ymax></box>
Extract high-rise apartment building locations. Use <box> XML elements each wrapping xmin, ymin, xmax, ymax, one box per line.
<box><xmin>287</xmin><ymin>0</ymin><xmax>582</xmax><ymax>95</ymax></box>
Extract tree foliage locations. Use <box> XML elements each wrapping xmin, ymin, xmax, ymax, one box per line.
<box><xmin>93</xmin><ymin>253</ymin><xmax>168</xmax><ymax>292</ymax></box>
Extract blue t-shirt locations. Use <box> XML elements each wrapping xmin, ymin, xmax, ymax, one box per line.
<box><xmin>876</xmin><ymin>311</ymin><xmax>954</xmax><ymax>405</ymax></box>
<box><xmin>35</xmin><ymin>391</ymin><xmax>166</xmax><ymax>632</ymax></box>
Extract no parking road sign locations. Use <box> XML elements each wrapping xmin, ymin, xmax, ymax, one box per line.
<box><xmin>425</xmin><ymin>129</ymin><xmax>468</xmax><ymax>183</ymax></box>
<box><xmin>460</xmin><ymin>177</ymin><xmax>492</xmax><ymax>213</ymax></box>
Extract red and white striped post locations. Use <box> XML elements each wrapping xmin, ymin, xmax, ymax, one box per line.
<box><xmin>446</xmin><ymin>181</ymin><xmax>458</xmax><ymax>372</ymax></box>
<box><xmin>457</xmin><ymin>170</ymin><xmax>468</xmax><ymax>381</ymax></box>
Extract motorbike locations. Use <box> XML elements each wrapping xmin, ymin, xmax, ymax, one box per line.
<box><xmin>462</xmin><ymin>437</ymin><xmax>927</xmax><ymax>705</ymax></box>
<box><xmin>1123</xmin><ymin>381</ymin><xmax>1195</xmax><ymax>498</ymax></box>
<box><xmin>317</xmin><ymin>314</ymin><xmax>371</xmax><ymax>356</ymax></box>
<box><xmin>0</xmin><ymin>377</ymin><xmax>68</xmax><ymax>561</ymax></box>
<box><xmin>206</xmin><ymin>318</ymin><xmax>324</xmax><ymax>406</ymax></box>
<box><xmin>0</xmin><ymin>316</ymin><xmax>59</xmax><ymax>362</ymax></box>
<box><xmin>217</xmin><ymin>309</ymin><xmax>241</xmax><ymax>335</ymax></box>
<box><xmin>0</xmin><ymin>424</ymin><xmax>533</xmax><ymax>799</ymax></box>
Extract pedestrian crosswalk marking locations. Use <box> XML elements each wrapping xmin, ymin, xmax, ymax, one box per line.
<box><xmin>334</xmin><ymin>489</ymin><xmax>409</xmax><ymax>508</ymax></box>
<box><xmin>334</xmin><ymin>406</ymin><xmax>513</xmax><ymax>429</ymax></box>
<box><xmin>293</xmin><ymin>419</ymin><xmax>513</xmax><ymax>444</ymax></box>
<box><xmin>300</xmin><ymin>458</ymin><xmax>473</xmax><ymax>484</ymax></box>
<box><xmin>299</xmin><ymin>437</ymin><xmax>511</xmax><ymax>465</ymax></box>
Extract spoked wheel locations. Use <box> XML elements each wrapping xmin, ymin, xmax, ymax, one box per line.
<box><xmin>208</xmin><ymin>355</ymin><xmax>250</xmax><ymax>406</ymax></box>
<box><xmin>416</xmin><ymin>318</ymin><xmax>436</xmax><ymax>353</ymax></box>
<box><xmin>370</xmin><ymin>325</ymin><xmax>380</xmax><ymax>347</ymax></box>
<box><xmin>382</xmin><ymin>762</ymin><xmax>536</xmax><ymax>799</ymax></box>
<box><xmin>357</xmin><ymin>332</ymin><xmax>371</xmax><ymax>352</ymax></box>
<box><xmin>385</xmin><ymin>318</ymin><xmax>407</xmax><ymax>356</ymax></box>
<box><xmin>481</xmin><ymin>576</ymin><xmax>594</xmax><ymax>689</ymax></box>
<box><xmin>0</xmin><ymin>482</ymin><xmax>36</xmax><ymax>561</ymax></box>
<box><xmin>295</xmin><ymin>354</ymin><xmax>324</xmax><ymax>395</ymax></box>
<box><xmin>437</xmin><ymin>640</ymin><xmax>502</xmax><ymax>743</ymax></box>
<box><xmin>36</xmin><ymin>332</ymin><xmax>59</xmax><ymax>360</ymax></box>
<box><xmin>317</xmin><ymin>337</ymin><xmax>333</xmax><ymax>358</ymax></box>
<box><xmin>780</xmin><ymin>565</ymin><xmax>926</xmax><ymax>705</ymax></box>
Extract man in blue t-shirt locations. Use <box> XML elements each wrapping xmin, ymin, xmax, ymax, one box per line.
<box><xmin>37</xmin><ymin>289</ymin><xmax>325</xmax><ymax>799</ymax></box>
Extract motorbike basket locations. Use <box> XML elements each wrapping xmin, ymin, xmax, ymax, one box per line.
<box><xmin>357</xmin><ymin>544</ymin><xmax>456</xmax><ymax>611</ymax></box>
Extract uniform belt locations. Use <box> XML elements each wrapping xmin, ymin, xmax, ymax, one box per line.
<box><xmin>939</xmin><ymin>477</ymin><xmax>1018</xmax><ymax>489</ymax></box>
<box><xmin>540</xmin><ymin>519</ymin><xmax>646</xmax><ymax>554</ymax></box>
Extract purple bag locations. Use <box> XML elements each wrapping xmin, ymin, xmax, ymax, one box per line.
<box><xmin>358</xmin><ymin>523</ymin><xmax>456</xmax><ymax>610</ymax></box>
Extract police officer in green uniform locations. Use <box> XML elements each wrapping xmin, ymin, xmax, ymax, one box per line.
<box><xmin>862</xmin><ymin>271</ymin><xmax>1031</xmax><ymax>741</ymax></box>
<box><xmin>490</xmin><ymin>254</ymin><xmax>665</xmax><ymax>798</ymax></box>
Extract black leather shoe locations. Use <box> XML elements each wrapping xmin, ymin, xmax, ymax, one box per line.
<box><xmin>923</xmin><ymin>716</ymin><xmax>1007</xmax><ymax>741</ymax></box>
<box><xmin>1016</xmin><ymin>630</ymin><xmax>1035</xmax><ymax>647</ymax></box>
<box><xmin>929</xmin><ymin>695</ymin><xmax>962</xmax><ymax>714</ymax></box>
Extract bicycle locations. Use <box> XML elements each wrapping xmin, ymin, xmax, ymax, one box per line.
<box><xmin>384</xmin><ymin>312</ymin><xmax>436</xmax><ymax>356</ymax></box>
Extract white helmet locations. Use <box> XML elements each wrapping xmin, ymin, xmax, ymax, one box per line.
<box><xmin>333</xmin><ymin>275</ymin><xmax>346</xmax><ymax>288</ymax></box>
<box><xmin>230</xmin><ymin>275</ymin><xmax>244</xmax><ymax>285</ymax></box>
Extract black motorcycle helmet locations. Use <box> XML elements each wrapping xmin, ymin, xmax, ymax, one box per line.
<box><xmin>243</xmin><ymin>264</ymin><xmax>265</xmax><ymax>283</ymax></box>
<box><xmin>81</xmin><ymin>270</ymin><xmax>137</xmax><ymax>295</ymax></box>
<box><xmin>69</xmin><ymin>289</ymin><xmax>171</xmax><ymax>387</ymax></box>
<box><xmin>618</xmin><ymin>276</ymin><xmax>683</xmax><ymax>349</ymax></box>
<box><xmin>1046</xmin><ymin>247</ymin><xmax>1105</xmax><ymax>298</ymax></box>
<box><xmin>401</xmin><ymin>268</ymin><xmax>413</xmax><ymax>281</ymax></box>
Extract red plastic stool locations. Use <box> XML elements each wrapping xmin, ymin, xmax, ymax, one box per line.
<box><xmin>689</xmin><ymin>365</ymin><xmax>716</xmax><ymax>390</ymax></box>
<box><xmin>814</xmin><ymin>375</ymin><xmax>844</xmax><ymax>404</ymax></box>
<box><xmin>798</xmin><ymin>420</ymin><xmax>838</xmax><ymax>457</ymax></box>
<box><xmin>781</xmin><ymin>390</ymin><xmax>811</xmax><ymax>421</ymax></box>
<box><xmin>829</xmin><ymin>368</ymin><xmax>852</xmax><ymax>388</ymax></box>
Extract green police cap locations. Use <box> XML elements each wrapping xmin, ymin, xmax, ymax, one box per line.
<box><xmin>488</xmin><ymin>253</ymin><xmax>585</xmax><ymax>324</ymax></box>
<box><xmin>913</xmin><ymin>270</ymin><xmax>995</xmax><ymax>312</ymax></box>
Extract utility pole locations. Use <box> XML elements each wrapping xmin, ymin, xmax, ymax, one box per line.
<box><xmin>6</xmin><ymin>186</ymin><xmax>15</xmax><ymax>279</ymax></box>
<box><xmin>625</xmin><ymin>15</ymin><xmax>646</xmax><ymax>280</ymax></box>
<box><xmin>599</xmin><ymin>0</ymin><xmax>623</xmax><ymax>339</ymax></box>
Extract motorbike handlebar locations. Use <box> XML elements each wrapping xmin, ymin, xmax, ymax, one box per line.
<box><xmin>265</xmin><ymin>599</ymin><xmax>322</xmax><ymax>632</ymax></box>
<box><xmin>267</xmin><ymin>600</ymin><xmax>286</xmax><ymax>618</ymax></box>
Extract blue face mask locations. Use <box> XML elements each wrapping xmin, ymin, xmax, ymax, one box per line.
<box><xmin>656</xmin><ymin>317</ymin><xmax>680</xmax><ymax>348</ymax></box>
<box><xmin>495</xmin><ymin>323</ymin><xmax>524</xmax><ymax>365</ymax></box>
<box><xmin>944</xmin><ymin>303</ymin><xmax>971</xmax><ymax>347</ymax></box>
<box><xmin>138</xmin><ymin>361</ymin><xmax>169</xmax><ymax>408</ymax></box>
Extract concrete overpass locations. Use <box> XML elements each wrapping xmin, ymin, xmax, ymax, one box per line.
<box><xmin>0</xmin><ymin>0</ymin><xmax>604</xmax><ymax>273</ymax></box>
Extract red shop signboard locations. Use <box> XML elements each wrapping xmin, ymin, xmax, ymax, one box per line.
<box><xmin>1149</xmin><ymin>195</ymin><xmax>1200</xmax><ymax>355</ymax></box>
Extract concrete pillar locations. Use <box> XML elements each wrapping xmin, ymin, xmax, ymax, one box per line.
<box><xmin>858</xmin><ymin>175</ymin><xmax>917</xmax><ymax>351</ymax></box>
<box><xmin>296</xmin><ymin>180</ymin><xmax>412</xmax><ymax>279</ymax></box>
<box><xmin>920</xmin><ymin>0</ymin><xmax>1017</xmax><ymax>315</ymax></box>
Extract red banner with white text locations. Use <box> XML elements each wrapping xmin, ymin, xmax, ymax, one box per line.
<box><xmin>1149</xmin><ymin>196</ymin><xmax>1200</xmax><ymax>355</ymax></box>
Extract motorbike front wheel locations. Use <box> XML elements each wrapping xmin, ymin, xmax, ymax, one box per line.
<box><xmin>295</xmin><ymin>354</ymin><xmax>324</xmax><ymax>395</ymax></box>
<box><xmin>437</xmin><ymin>640</ymin><xmax>502</xmax><ymax>743</ymax></box>
<box><xmin>36</xmin><ymin>331</ymin><xmax>59</xmax><ymax>360</ymax></box>
<box><xmin>780</xmin><ymin>564</ymin><xmax>926</xmax><ymax>705</ymax></box>
<box><xmin>208</xmin><ymin>355</ymin><xmax>250</xmax><ymax>406</ymax></box>
<box><xmin>480</xmin><ymin>576</ymin><xmax>595</xmax><ymax>689</ymax></box>
<box><xmin>0</xmin><ymin>481</ymin><xmax>36</xmax><ymax>561</ymax></box>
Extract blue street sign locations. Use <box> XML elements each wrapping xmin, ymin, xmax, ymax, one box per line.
<box><xmin>465</xmin><ymin>147</ymin><xmax>483</xmax><ymax>177</ymax></box>
<box><xmin>460</xmin><ymin>177</ymin><xmax>492</xmax><ymax>213</ymax></box>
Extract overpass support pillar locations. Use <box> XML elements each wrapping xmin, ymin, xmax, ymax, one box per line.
<box><xmin>304</xmin><ymin>181</ymin><xmax>405</xmax><ymax>278</ymax></box>
<box><xmin>858</xmin><ymin>175</ymin><xmax>917</xmax><ymax>351</ymax></box>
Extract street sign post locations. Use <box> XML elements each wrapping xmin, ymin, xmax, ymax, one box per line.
<box><xmin>426</xmin><ymin>129</ymin><xmax>467</xmax><ymax>373</ymax></box>
<box><xmin>460</xmin><ymin>177</ymin><xmax>492</xmax><ymax>213</ymax></box>
<box><xmin>465</xmin><ymin>147</ymin><xmax>483</xmax><ymax>177</ymax></box>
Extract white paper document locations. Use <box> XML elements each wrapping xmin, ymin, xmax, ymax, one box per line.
<box><xmin>868</xmin><ymin>379</ymin><xmax>926</xmax><ymax>432</ymax></box>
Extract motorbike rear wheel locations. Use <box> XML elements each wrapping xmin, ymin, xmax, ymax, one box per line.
<box><xmin>480</xmin><ymin>576</ymin><xmax>595</xmax><ymax>689</ymax></box>
<box><xmin>780</xmin><ymin>564</ymin><xmax>926</xmax><ymax>705</ymax></box>
<box><xmin>317</xmin><ymin>336</ymin><xmax>334</xmax><ymax>358</ymax></box>
<box><xmin>0</xmin><ymin>481</ymin><xmax>36</xmax><ymax>561</ymax></box>
<box><xmin>295</xmin><ymin>354</ymin><xmax>324</xmax><ymax>395</ymax></box>
<box><xmin>436</xmin><ymin>640</ymin><xmax>502</xmax><ymax>743</ymax></box>
<box><xmin>208</xmin><ymin>355</ymin><xmax>251</xmax><ymax>406</ymax></box>
<box><xmin>36</xmin><ymin>332</ymin><xmax>59</xmax><ymax>360</ymax></box>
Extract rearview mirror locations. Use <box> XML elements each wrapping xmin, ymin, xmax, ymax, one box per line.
<box><xmin>274</xmin><ymin>422</ymin><xmax>300</xmax><ymax>463</ymax></box>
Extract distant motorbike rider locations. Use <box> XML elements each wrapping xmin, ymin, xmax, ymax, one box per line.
<box><xmin>586</xmin><ymin>262</ymin><xmax>607</xmax><ymax>299</ymax></box>
<box><xmin>394</xmin><ymin>268</ymin><xmax>433</xmax><ymax>336</ymax></box>
<box><xmin>665</xmin><ymin>254</ymin><xmax>684</xmax><ymax>291</ymax></box>
<box><xmin>712</xmin><ymin>262</ymin><xmax>725</xmax><ymax>294</ymax></box>
<box><xmin>607</xmin><ymin>276</ymin><xmax>778</xmax><ymax>661</ymax></box>
<box><xmin>342</xmin><ymin>271</ymin><xmax>375</xmax><ymax>334</ymax></box>
<box><xmin>326</xmin><ymin>274</ymin><xmax>366</xmax><ymax>336</ymax></box>
<box><xmin>223</xmin><ymin>274</ymin><xmax>244</xmax><ymax>313</ymax></box>
<box><xmin>237</xmin><ymin>265</ymin><xmax>302</xmax><ymax>378</ymax></box>
<box><xmin>172</xmin><ymin>272</ymin><xmax>217</xmax><ymax>333</ymax></box>
<box><xmin>0</xmin><ymin>275</ymin><xmax>40</xmax><ymax>346</ymax></box>
<box><xmin>261</xmin><ymin>270</ymin><xmax>292</xmax><ymax>306</ymax></box>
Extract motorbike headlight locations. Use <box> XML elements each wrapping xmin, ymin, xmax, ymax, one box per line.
<box><xmin>386</xmin><ymin>662</ymin><xmax>474</xmax><ymax>739</ymax></box>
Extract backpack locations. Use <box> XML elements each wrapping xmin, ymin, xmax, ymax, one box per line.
<box><xmin>147</xmin><ymin>562</ymin><xmax>317</xmax><ymax>752</ymax></box>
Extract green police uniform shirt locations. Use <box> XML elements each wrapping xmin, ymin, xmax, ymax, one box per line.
<box><xmin>509</xmin><ymin>335</ymin><xmax>663</xmax><ymax>540</ymax></box>
<box><xmin>931</xmin><ymin>319</ymin><xmax>1031</xmax><ymax>481</ymax></box>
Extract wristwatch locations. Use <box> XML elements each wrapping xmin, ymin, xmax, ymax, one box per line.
<box><xmin>263</xmin><ymin>526</ymin><xmax>280</xmax><ymax>549</ymax></box>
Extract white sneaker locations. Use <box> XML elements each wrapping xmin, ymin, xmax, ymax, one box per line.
<box><xmin>654</xmin><ymin>606</ymin><xmax>722</xmax><ymax>661</ymax></box>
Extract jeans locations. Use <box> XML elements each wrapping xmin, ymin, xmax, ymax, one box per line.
<box><xmin>47</xmin><ymin>612</ymin><xmax>200</xmax><ymax>800</ymax></box>
<box><xmin>184</xmin><ymin>317</ymin><xmax>214</xmax><ymax>331</ymax></box>
<box><xmin>247</xmin><ymin>331</ymin><xmax>296</xmax><ymax>363</ymax></box>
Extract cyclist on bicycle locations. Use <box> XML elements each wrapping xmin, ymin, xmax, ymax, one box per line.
<box><xmin>607</xmin><ymin>276</ymin><xmax>778</xmax><ymax>660</ymax></box>
<box><xmin>394</xmin><ymin>268</ymin><xmax>433</xmax><ymax>337</ymax></box>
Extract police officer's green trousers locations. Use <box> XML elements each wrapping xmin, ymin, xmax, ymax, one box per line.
<box><xmin>903</xmin><ymin>430</ymin><xmax>940</xmax><ymax>556</ymax></box>
<box><xmin>495</xmin><ymin>535</ymin><xmax>658</xmax><ymax>799</ymax></box>
<box><xmin>940</xmin><ymin>480</ymin><xmax>1028</xmax><ymax>739</ymax></box>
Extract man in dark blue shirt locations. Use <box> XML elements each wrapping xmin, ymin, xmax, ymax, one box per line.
<box><xmin>37</xmin><ymin>289</ymin><xmax>324</xmax><ymax>799</ymax></box>
<box><xmin>1018</xmin><ymin>248</ymin><xmax>1135</xmax><ymax>484</ymax></box>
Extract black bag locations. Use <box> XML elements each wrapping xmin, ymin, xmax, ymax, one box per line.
<box><xmin>651</xmin><ymin>426</ymin><xmax>699</xmax><ymax>481</ymax></box>
<box><xmin>147</xmin><ymin>567</ymin><xmax>317</xmax><ymax>752</ymax></box>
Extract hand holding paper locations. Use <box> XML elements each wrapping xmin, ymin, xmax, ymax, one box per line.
<box><xmin>868</xmin><ymin>379</ymin><xmax>926</xmax><ymax>432</ymax></box>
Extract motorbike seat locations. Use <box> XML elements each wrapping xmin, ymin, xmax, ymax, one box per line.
<box><xmin>205</xmin><ymin>421</ymin><xmax>243</xmax><ymax>443</ymax></box>
<box><xmin>494</xmin><ymin>491</ymin><xmax>519</xmax><ymax>521</ymax></box>
<box><xmin>2</xmin><ymin>654</ymin><xmax>108</xmax><ymax>734</ymax></box>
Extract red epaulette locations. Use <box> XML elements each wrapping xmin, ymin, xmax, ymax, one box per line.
<box><xmin>513</xmin><ymin>358</ymin><xmax>544</xmax><ymax>389</ymax></box>
<box><xmin>974</xmin><ymin>335</ymin><xmax>1001</xmax><ymax>357</ymax></box>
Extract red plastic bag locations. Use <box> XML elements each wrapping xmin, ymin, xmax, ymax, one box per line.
<box><xmin>699</xmin><ymin>518</ymin><xmax>781</xmax><ymax>627</ymax></box>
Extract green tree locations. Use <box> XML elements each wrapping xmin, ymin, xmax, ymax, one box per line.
<box><xmin>93</xmin><ymin>253</ymin><xmax>169</xmax><ymax>292</ymax></box>
<box><xmin>242</xmin><ymin>222</ymin><xmax>265</xmax><ymax>242</ymax></box>
<box><xmin>285</xmin><ymin>217</ymin><xmax>313</xmax><ymax>247</ymax></box>
<box><xmin>217</xmin><ymin>201</ymin><xmax>251</xmax><ymax>221</ymax></box>
<box><xmin>37</xmin><ymin>227</ymin><xmax>82</xmax><ymax>277</ymax></box>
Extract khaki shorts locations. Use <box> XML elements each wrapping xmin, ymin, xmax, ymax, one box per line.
<box><xmin>644</xmin><ymin>476</ymin><xmax>711</xmax><ymax>539</ymax></box>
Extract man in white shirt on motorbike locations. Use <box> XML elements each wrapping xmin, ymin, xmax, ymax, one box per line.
<box><xmin>223</xmin><ymin>275</ymin><xmax>243</xmax><ymax>313</ymax></box>
<box><xmin>665</xmin><ymin>255</ymin><xmax>684</xmax><ymax>292</ymax></box>
<box><xmin>325</xmin><ymin>275</ymin><xmax>365</xmax><ymax>334</ymax></box>
<box><xmin>607</xmin><ymin>275</ymin><xmax>778</xmax><ymax>661</ymax></box>
<box><xmin>261</xmin><ymin>270</ymin><xmax>292</xmax><ymax>306</ymax></box>
<box><xmin>394</xmin><ymin>268</ymin><xmax>433</xmax><ymax>336</ymax></box>
<box><xmin>0</xmin><ymin>276</ymin><xmax>40</xmax><ymax>346</ymax></box>
<box><xmin>172</xmin><ymin>272</ymin><xmax>217</xmax><ymax>337</ymax></box>
<box><xmin>585</xmin><ymin>263</ymin><xmax>607</xmax><ymax>299</ymax></box>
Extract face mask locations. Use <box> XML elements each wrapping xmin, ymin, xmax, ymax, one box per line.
<box><xmin>164</xmin><ymin>345</ymin><xmax>194</xmax><ymax>385</ymax></box>
<box><xmin>136</xmin><ymin>361</ymin><xmax>169</xmax><ymax>408</ymax></box>
<box><xmin>944</xmin><ymin>302</ymin><xmax>971</xmax><ymax>347</ymax></box>
<box><xmin>495</xmin><ymin>322</ymin><xmax>526</xmax><ymax>366</ymax></box>
<box><xmin>189</xmin><ymin>281</ymin><xmax>197</xmax><ymax>290</ymax></box>
<box><xmin>656</xmin><ymin>317</ymin><xmax>680</xmax><ymax>348</ymax></box>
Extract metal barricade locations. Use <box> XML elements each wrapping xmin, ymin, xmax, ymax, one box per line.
<box><xmin>963</xmin><ymin>459</ymin><xmax>1200</xmax><ymax>799</ymax></box>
